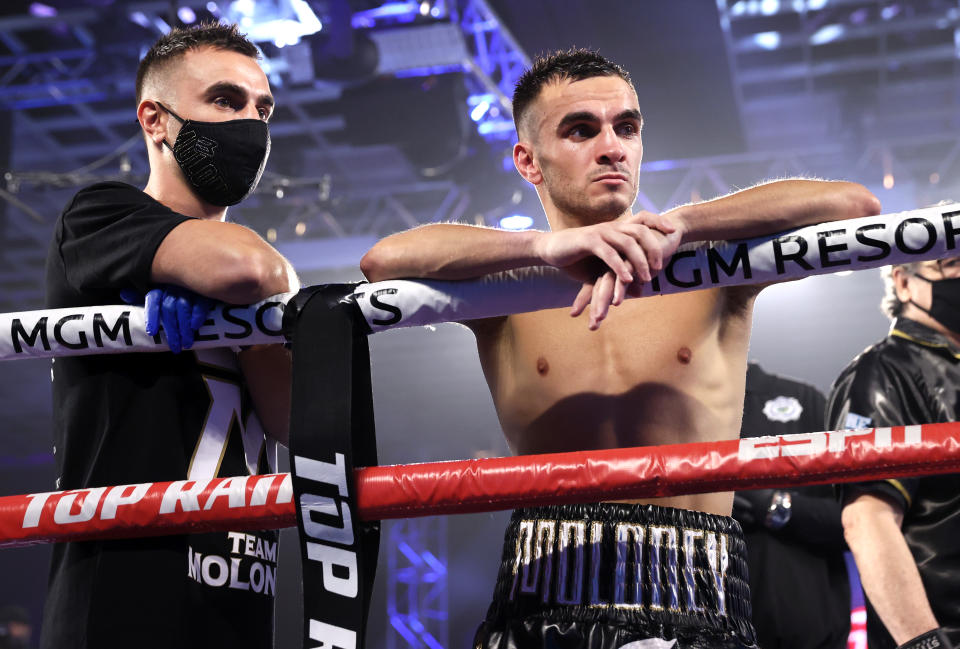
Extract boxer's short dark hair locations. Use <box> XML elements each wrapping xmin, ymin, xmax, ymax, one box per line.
<box><xmin>512</xmin><ymin>48</ymin><xmax>632</xmax><ymax>136</ymax></box>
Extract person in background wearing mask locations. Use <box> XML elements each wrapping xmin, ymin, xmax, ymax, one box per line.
<box><xmin>42</xmin><ymin>23</ymin><xmax>298</xmax><ymax>649</ymax></box>
<box><xmin>827</xmin><ymin>254</ymin><xmax>960</xmax><ymax>649</ymax></box>
<box><xmin>735</xmin><ymin>363</ymin><xmax>849</xmax><ymax>649</ymax></box>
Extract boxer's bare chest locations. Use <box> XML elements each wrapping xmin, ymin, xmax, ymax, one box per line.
<box><xmin>472</xmin><ymin>288</ymin><xmax>756</xmax><ymax>514</ymax></box>
<box><xmin>475</xmin><ymin>288</ymin><xmax>754</xmax><ymax>456</ymax></box>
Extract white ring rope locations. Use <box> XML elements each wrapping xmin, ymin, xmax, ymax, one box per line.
<box><xmin>2</xmin><ymin>202</ymin><xmax>959</xmax><ymax>361</ymax></box>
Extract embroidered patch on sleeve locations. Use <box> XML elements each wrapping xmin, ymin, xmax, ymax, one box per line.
<box><xmin>844</xmin><ymin>412</ymin><xmax>873</xmax><ymax>429</ymax></box>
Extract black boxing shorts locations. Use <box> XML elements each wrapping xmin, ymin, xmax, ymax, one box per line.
<box><xmin>474</xmin><ymin>503</ymin><xmax>758</xmax><ymax>649</ymax></box>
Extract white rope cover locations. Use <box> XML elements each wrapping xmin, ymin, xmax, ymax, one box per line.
<box><xmin>2</xmin><ymin>202</ymin><xmax>958</xmax><ymax>361</ymax></box>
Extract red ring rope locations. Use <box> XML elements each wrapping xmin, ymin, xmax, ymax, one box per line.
<box><xmin>2</xmin><ymin>421</ymin><xmax>957</xmax><ymax>548</ymax></box>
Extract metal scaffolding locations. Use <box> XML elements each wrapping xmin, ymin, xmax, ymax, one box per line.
<box><xmin>386</xmin><ymin>517</ymin><xmax>449</xmax><ymax>649</ymax></box>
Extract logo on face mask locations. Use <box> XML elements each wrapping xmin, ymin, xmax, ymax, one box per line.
<box><xmin>158</xmin><ymin>102</ymin><xmax>271</xmax><ymax>207</ymax></box>
<box><xmin>174</xmin><ymin>130</ymin><xmax>230</xmax><ymax>197</ymax></box>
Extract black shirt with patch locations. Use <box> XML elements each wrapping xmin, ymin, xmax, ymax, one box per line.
<box><xmin>827</xmin><ymin>317</ymin><xmax>960</xmax><ymax>649</ymax></box>
<box><xmin>42</xmin><ymin>182</ymin><xmax>278</xmax><ymax>649</ymax></box>
<box><xmin>737</xmin><ymin>363</ymin><xmax>849</xmax><ymax>649</ymax></box>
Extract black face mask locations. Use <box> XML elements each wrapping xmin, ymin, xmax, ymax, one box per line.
<box><xmin>909</xmin><ymin>273</ymin><xmax>960</xmax><ymax>333</ymax></box>
<box><xmin>158</xmin><ymin>102</ymin><xmax>270</xmax><ymax>207</ymax></box>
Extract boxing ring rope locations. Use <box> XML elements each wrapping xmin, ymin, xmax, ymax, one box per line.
<box><xmin>1</xmin><ymin>421</ymin><xmax>957</xmax><ymax>549</ymax></box>
<box><xmin>3</xmin><ymin>202</ymin><xmax>960</xmax><ymax>360</ymax></box>
<box><xmin>1</xmin><ymin>202</ymin><xmax>959</xmax><ymax>544</ymax></box>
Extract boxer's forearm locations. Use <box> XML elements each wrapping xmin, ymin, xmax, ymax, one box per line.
<box><xmin>672</xmin><ymin>179</ymin><xmax>881</xmax><ymax>244</ymax></box>
<box><xmin>842</xmin><ymin>494</ymin><xmax>938</xmax><ymax>643</ymax></box>
<box><xmin>361</xmin><ymin>223</ymin><xmax>542</xmax><ymax>282</ymax></box>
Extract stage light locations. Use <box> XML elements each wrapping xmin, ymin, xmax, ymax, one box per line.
<box><xmin>881</xmin><ymin>5</ymin><xmax>900</xmax><ymax>20</ymax></box>
<box><xmin>470</xmin><ymin>100</ymin><xmax>490</xmax><ymax>122</ymax></box>
<box><xmin>29</xmin><ymin>3</ymin><xmax>57</xmax><ymax>18</ymax></box>
<box><xmin>129</xmin><ymin>11</ymin><xmax>150</xmax><ymax>28</ymax></box>
<box><xmin>478</xmin><ymin>120</ymin><xmax>514</xmax><ymax>136</ymax></box>
<box><xmin>499</xmin><ymin>215</ymin><xmax>534</xmax><ymax>231</ymax></box>
<box><xmin>810</xmin><ymin>24</ymin><xmax>844</xmax><ymax>45</ymax></box>
<box><xmin>351</xmin><ymin>1</ymin><xmax>421</xmax><ymax>27</ymax></box>
<box><xmin>753</xmin><ymin>32</ymin><xmax>781</xmax><ymax>50</ymax></box>
<box><xmin>153</xmin><ymin>16</ymin><xmax>172</xmax><ymax>34</ymax></box>
<box><xmin>178</xmin><ymin>6</ymin><xmax>197</xmax><ymax>24</ymax></box>
<box><xmin>224</xmin><ymin>0</ymin><xmax>322</xmax><ymax>48</ymax></box>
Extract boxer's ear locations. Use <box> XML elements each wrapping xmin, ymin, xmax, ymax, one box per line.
<box><xmin>514</xmin><ymin>141</ymin><xmax>542</xmax><ymax>185</ymax></box>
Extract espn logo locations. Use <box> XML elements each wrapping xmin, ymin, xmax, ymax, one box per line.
<box><xmin>738</xmin><ymin>426</ymin><xmax>922</xmax><ymax>461</ymax></box>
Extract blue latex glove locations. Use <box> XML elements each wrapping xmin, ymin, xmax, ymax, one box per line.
<box><xmin>120</xmin><ymin>285</ymin><xmax>214</xmax><ymax>354</ymax></box>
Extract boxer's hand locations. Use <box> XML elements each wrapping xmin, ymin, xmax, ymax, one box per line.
<box><xmin>536</xmin><ymin>211</ymin><xmax>683</xmax><ymax>330</ymax></box>
<box><xmin>568</xmin><ymin>228</ymin><xmax>683</xmax><ymax>329</ymax></box>
<box><xmin>121</xmin><ymin>285</ymin><xmax>214</xmax><ymax>354</ymax></box>
<box><xmin>619</xmin><ymin>211</ymin><xmax>684</xmax><ymax>294</ymax></box>
<box><xmin>535</xmin><ymin>213</ymin><xmax>677</xmax><ymax>285</ymax></box>
<box><xmin>571</xmin><ymin>269</ymin><xmax>619</xmax><ymax>331</ymax></box>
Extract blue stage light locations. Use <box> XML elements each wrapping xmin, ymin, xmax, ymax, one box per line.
<box><xmin>224</xmin><ymin>0</ymin><xmax>322</xmax><ymax>48</ymax></box>
<box><xmin>178</xmin><ymin>6</ymin><xmax>197</xmax><ymax>24</ymax></box>
<box><xmin>810</xmin><ymin>24</ymin><xmax>844</xmax><ymax>45</ymax></box>
<box><xmin>753</xmin><ymin>31</ymin><xmax>781</xmax><ymax>50</ymax></box>
<box><xmin>29</xmin><ymin>3</ymin><xmax>57</xmax><ymax>18</ymax></box>
<box><xmin>470</xmin><ymin>100</ymin><xmax>490</xmax><ymax>122</ymax></box>
<box><xmin>499</xmin><ymin>214</ymin><xmax>534</xmax><ymax>231</ymax></box>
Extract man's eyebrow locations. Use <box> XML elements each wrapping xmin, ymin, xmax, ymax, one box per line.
<box><xmin>616</xmin><ymin>109</ymin><xmax>643</xmax><ymax>125</ymax></box>
<box><xmin>557</xmin><ymin>111</ymin><xmax>599</xmax><ymax>130</ymax></box>
<box><xmin>556</xmin><ymin>109</ymin><xmax>643</xmax><ymax>131</ymax></box>
<box><xmin>204</xmin><ymin>81</ymin><xmax>275</xmax><ymax>107</ymax></box>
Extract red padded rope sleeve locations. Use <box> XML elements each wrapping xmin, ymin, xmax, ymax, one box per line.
<box><xmin>2</xmin><ymin>423</ymin><xmax>958</xmax><ymax>547</ymax></box>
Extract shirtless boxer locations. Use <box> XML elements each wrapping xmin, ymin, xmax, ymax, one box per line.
<box><xmin>361</xmin><ymin>49</ymin><xmax>880</xmax><ymax>649</ymax></box>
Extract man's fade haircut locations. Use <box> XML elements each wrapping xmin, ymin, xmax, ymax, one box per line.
<box><xmin>512</xmin><ymin>48</ymin><xmax>632</xmax><ymax>137</ymax></box>
<box><xmin>135</xmin><ymin>22</ymin><xmax>260</xmax><ymax>104</ymax></box>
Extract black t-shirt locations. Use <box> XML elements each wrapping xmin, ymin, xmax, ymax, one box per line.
<box><xmin>827</xmin><ymin>318</ymin><xmax>960</xmax><ymax>649</ymax></box>
<box><xmin>737</xmin><ymin>363</ymin><xmax>849</xmax><ymax>649</ymax></box>
<box><xmin>42</xmin><ymin>182</ymin><xmax>279</xmax><ymax>649</ymax></box>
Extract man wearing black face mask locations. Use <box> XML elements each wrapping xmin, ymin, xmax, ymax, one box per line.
<box><xmin>827</xmin><ymin>254</ymin><xmax>960</xmax><ymax>649</ymax></box>
<box><xmin>42</xmin><ymin>23</ymin><xmax>297</xmax><ymax>649</ymax></box>
<box><xmin>153</xmin><ymin>100</ymin><xmax>271</xmax><ymax>207</ymax></box>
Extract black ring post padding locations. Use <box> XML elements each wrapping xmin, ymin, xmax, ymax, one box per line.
<box><xmin>287</xmin><ymin>283</ymin><xmax>380</xmax><ymax>649</ymax></box>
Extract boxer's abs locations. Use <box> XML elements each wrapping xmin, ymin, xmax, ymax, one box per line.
<box><xmin>474</xmin><ymin>289</ymin><xmax>754</xmax><ymax>516</ymax></box>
